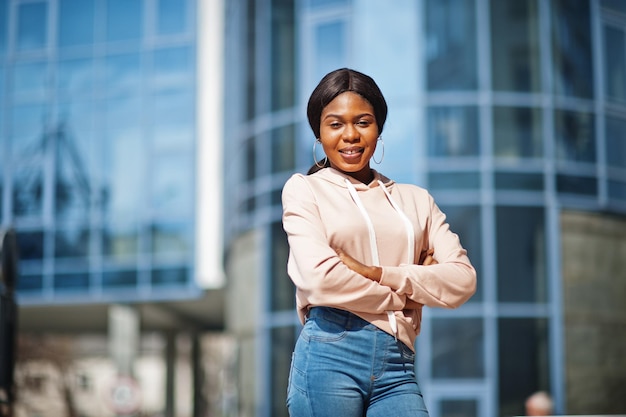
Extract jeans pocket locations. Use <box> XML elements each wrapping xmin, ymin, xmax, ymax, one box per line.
<box><xmin>302</xmin><ymin>317</ymin><xmax>347</xmax><ymax>343</ymax></box>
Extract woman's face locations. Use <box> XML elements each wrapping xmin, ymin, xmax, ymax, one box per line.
<box><xmin>319</xmin><ymin>91</ymin><xmax>379</xmax><ymax>183</ymax></box>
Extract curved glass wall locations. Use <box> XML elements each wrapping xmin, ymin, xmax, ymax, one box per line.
<box><xmin>0</xmin><ymin>0</ymin><xmax>200</xmax><ymax>302</ymax></box>
<box><xmin>225</xmin><ymin>0</ymin><xmax>626</xmax><ymax>416</ymax></box>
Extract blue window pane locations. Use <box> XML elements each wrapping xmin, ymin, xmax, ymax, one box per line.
<box><xmin>58</xmin><ymin>0</ymin><xmax>94</xmax><ymax>46</ymax></box>
<box><xmin>106</xmin><ymin>0</ymin><xmax>142</xmax><ymax>42</ymax></box>
<box><xmin>0</xmin><ymin>0</ymin><xmax>7</xmax><ymax>55</ymax></box>
<box><xmin>556</xmin><ymin>174</ymin><xmax>597</xmax><ymax>196</ymax></box>
<box><xmin>314</xmin><ymin>21</ymin><xmax>346</xmax><ymax>82</ymax></box>
<box><xmin>54</xmin><ymin>273</ymin><xmax>89</xmax><ymax>290</ymax></box>
<box><xmin>54</xmin><ymin>227</ymin><xmax>89</xmax><ymax>259</ymax></box>
<box><xmin>12</xmin><ymin>61</ymin><xmax>48</xmax><ymax>99</ymax></box>
<box><xmin>157</xmin><ymin>0</ymin><xmax>187</xmax><ymax>35</ymax></box>
<box><xmin>10</xmin><ymin>103</ymin><xmax>47</xmax><ymax>147</ymax></box>
<box><xmin>429</xmin><ymin>172</ymin><xmax>480</xmax><ymax>189</ymax></box>
<box><xmin>493</xmin><ymin>106</ymin><xmax>543</xmax><ymax>159</ymax></box>
<box><xmin>151</xmin><ymin>222</ymin><xmax>191</xmax><ymax>256</ymax></box>
<box><xmin>151</xmin><ymin>46</ymin><xmax>193</xmax><ymax>89</ymax></box>
<box><xmin>152</xmin><ymin>267</ymin><xmax>188</xmax><ymax>286</ymax></box>
<box><xmin>551</xmin><ymin>0</ymin><xmax>593</xmax><ymax>98</ymax></box>
<box><xmin>496</xmin><ymin>207</ymin><xmax>547</xmax><ymax>302</ymax></box>
<box><xmin>606</xmin><ymin>116</ymin><xmax>626</xmax><ymax>168</ymax></box>
<box><xmin>16</xmin><ymin>231</ymin><xmax>44</xmax><ymax>260</ymax></box>
<box><xmin>428</xmin><ymin>106</ymin><xmax>479</xmax><ymax>157</ymax></box>
<box><xmin>432</xmin><ymin>318</ymin><xmax>484</xmax><ymax>378</ymax></box>
<box><xmin>57</xmin><ymin>58</ymin><xmax>94</xmax><ymax>96</ymax></box>
<box><xmin>495</xmin><ymin>173</ymin><xmax>544</xmax><ymax>191</ymax></box>
<box><xmin>17</xmin><ymin>2</ymin><xmax>47</xmax><ymax>51</ymax></box>
<box><xmin>425</xmin><ymin>0</ymin><xmax>477</xmax><ymax>90</ymax></box>
<box><xmin>305</xmin><ymin>0</ymin><xmax>348</xmax><ymax>8</ymax></box>
<box><xmin>498</xmin><ymin>318</ymin><xmax>550</xmax><ymax>417</ymax></box>
<box><xmin>104</xmin><ymin>53</ymin><xmax>141</xmax><ymax>96</ymax></box>
<box><xmin>103</xmin><ymin>223</ymin><xmax>138</xmax><ymax>259</ymax></box>
<box><xmin>13</xmin><ymin>167</ymin><xmax>43</xmax><ymax>218</ymax></box>
<box><xmin>17</xmin><ymin>274</ymin><xmax>43</xmax><ymax>292</ymax></box>
<box><xmin>604</xmin><ymin>26</ymin><xmax>626</xmax><ymax>103</ymax></box>
<box><xmin>103</xmin><ymin>269</ymin><xmax>138</xmax><ymax>288</ymax></box>
<box><xmin>609</xmin><ymin>180</ymin><xmax>626</xmax><ymax>201</ymax></box>
<box><xmin>151</xmin><ymin>155</ymin><xmax>194</xmax><ymax>216</ymax></box>
<box><xmin>491</xmin><ymin>0</ymin><xmax>541</xmax><ymax>92</ymax></box>
<box><xmin>441</xmin><ymin>399</ymin><xmax>479</xmax><ymax>417</ymax></box>
<box><xmin>150</xmin><ymin>91</ymin><xmax>194</xmax><ymax>151</ymax></box>
<box><xmin>440</xmin><ymin>205</ymin><xmax>483</xmax><ymax>302</ymax></box>
<box><xmin>554</xmin><ymin>110</ymin><xmax>595</xmax><ymax>163</ymax></box>
<box><xmin>602</xmin><ymin>0</ymin><xmax>626</xmax><ymax>16</ymax></box>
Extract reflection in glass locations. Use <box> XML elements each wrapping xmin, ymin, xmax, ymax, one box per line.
<box><xmin>103</xmin><ymin>269</ymin><xmax>138</xmax><ymax>288</ymax></box>
<box><xmin>606</xmin><ymin>116</ymin><xmax>626</xmax><ymax>169</ymax></box>
<box><xmin>425</xmin><ymin>0</ymin><xmax>477</xmax><ymax>90</ymax></box>
<box><xmin>556</xmin><ymin>174</ymin><xmax>597</xmax><ymax>196</ymax></box>
<box><xmin>495</xmin><ymin>173</ymin><xmax>543</xmax><ymax>191</ymax></box>
<box><xmin>152</xmin><ymin>46</ymin><xmax>193</xmax><ymax>89</ymax></box>
<box><xmin>13</xmin><ymin>167</ymin><xmax>43</xmax><ymax>218</ymax></box>
<box><xmin>54</xmin><ymin>272</ymin><xmax>89</xmax><ymax>290</ymax></box>
<box><xmin>16</xmin><ymin>230</ymin><xmax>45</xmax><ymax>260</ymax></box>
<box><xmin>441</xmin><ymin>399</ymin><xmax>478</xmax><ymax>417</ymax></box>
<box><xmin>498</xmin><ymin>318</ymin><xmax>550</xmax><ymax>417</ymax></box>
<box><xmin>58</xmin><ymin>0</ymin><xmax>94</xmax><ymax>46</ymax></box>
<box><xmin>554</xmin><ymin>110</ymin><xmax>595</xmax><ymax>163</ymax></box>
<box><xmin>151</xmin><ymin>91</ymin><xmax>194</xmax><ymax>151</ymax></box>
<box><xmin>496</xmin><ymin>206</ymin><xmax>546</xmax><ymax>302</ymax></box>
<box><xmin>493</xmin><ymin>107</ymin><xmax>542</xmax><ymax>159</ymax></box>
<box><xmin>13</xmin><ymin>62</ymin><xmax>48</xmax><ymax>98</ymax></box>
<box><xmin>17</xmin><ymin>274</ymin><xmax>43</xmax><ymax>292</ymax></box>
<box><xmin>0</xmin><ymin>0</ymin><xmax>6</xmax><ymax>54</ymax></box>
<box><xmin>151</xmin><ymin>222</ymin><xmax>191</xmax><ymax>257</ymax></box>
<box><xmin>270</xmin><ymin>222</ymin><xmax>294</xmax><ymax>311</ymax></box>
<box><xmin>55</xmin><ymin>227</ymin><xmax>89</xmax><ymax>261</ymax></box>
<box><xmin>271</xmin><ymin>326</ymin><xmax>295</xmax><ymax>417</ymax></box>
<box><xmin>104</xmin><ymin>54</ymin><xmax>141</xmax><ymax>97</ymax></box>
<box><xmin>432</xmin><ymin>318</ymin><xmax>484</xmax><ymax>378</ymax></box>
<box><xmin>602</xmin><ymin>0</ymin><xmax>626</xmax><ymax>14</ymax></box>
<box><xmin>271</xmin><ymin>124</ymin><xmax>295</xmax><ymax>174</ymax></box>
<box><xmin>314</xmin><ymin>21</ymin><xmax>346</xmax><ymax>83</ymax></box>
<box><xmin>428</xmin><ymin>106</ymin><xmax>479</xmax><ymax>157</ymax></box>
<box><xmin>245</xmin><ymin>137</ymin><xmax>257</xmax><ymax>182</ymax></box>
<box><xmin>440</xmin><ymin>206</ymin><xmax>483</xmax><ymax>301</ymax></box>
<box><xmin>157</xmin><ymin>0</ymin><xmax>188</xmax><ymax>35</ymax></box>
<box><xmin>57</xmin><ymin>58</ymin><xmax>94</xmax><ymax>96</ymax></box>
<box><xmin>10</xmin><ymin>104</ymin><xmax>47</xmax><ymax>149</ymax></box>
<box><xmin>103</xmin><ymin>223</ymin><xmax>138</xmax><ymax>259</ymax></box>
<box><xmin>491</xmin><ymin>0</ymin><xmax>540</xmax><ymax>92</ymax></box>
<box><xmin>106</xmin><ymin>0</ymin><xmax>142</xmax><ymax>42</ymax></box>
<box><xmin>17</xmin><ymin>2</ymin><xmax>47</xmax><ymax>51</ymax></box>
<box><xmin>551</xmin><ymin>0</ymin><xmax>593</xmax><ymax>98</ymax></box>
<box><xmin>429</xmin><ymin>172</ymin><xmax>480</xmax><ymax>190</ymax></box>
<box><xmin>152</xmin><ymin>267</ymin><xmax>188</xmax><ymax>286</ymax></box>
<box><xmin>151</xmin><ymin>155</ymin><xmax>194</xmax><ymax>215</ymax></box>
<box><xmin>271</xmin><ymin>0</ymin><xmax>295</xmax><ymax>111</ymax></box>
<box><xmin>604</xmin><ymin>26</ymin><xmax>626</xmax><ymax>103</ymax></box>
<box><xmin>102</xmin><ymin>127</ymin><xmax>143</xmax><ymax>219</ymax></box>
<box><xmin>609</xmin><ymin>180</ymin><xmax>626</xmax><ymax>200</ymax></box>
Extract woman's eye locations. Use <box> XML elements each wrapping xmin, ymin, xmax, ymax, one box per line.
<box><xmin>330</xmin><ymin>122</ymin><xmax>342</xmax><ymax>128</ymax></box>
<box><xmin>357</xmin><ymin>120</ymin><xmax>370</xmax><ymax>126</ymax></box>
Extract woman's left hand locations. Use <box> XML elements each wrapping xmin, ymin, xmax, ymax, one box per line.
<box><xmin>335</xmin><ymin>248</ymin><xmax>382</xmax><ymax>282</ymax></box>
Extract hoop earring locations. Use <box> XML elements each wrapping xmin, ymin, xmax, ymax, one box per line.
<box><xmin>373</xmin><ymin>137</ymin><xmax>385</xmax><ymax>164</ymax></box>
<box><xmin>313</xmin><ymin>139</ymin><xmax>325</xmax><ymax>169</ymax></box>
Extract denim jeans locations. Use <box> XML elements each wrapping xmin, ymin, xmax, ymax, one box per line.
<box><xmin>287</xmin><ymin>307</ymin><xmax>429</xmax><ymax>417</ymax></box>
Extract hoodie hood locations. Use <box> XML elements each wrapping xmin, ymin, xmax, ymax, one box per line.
<box><xmin>311</xmin><ymin>167</ymin><xmax>395</xmax><ymax>190</ymax></box>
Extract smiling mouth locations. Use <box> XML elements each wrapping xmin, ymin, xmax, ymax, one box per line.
<box><xmin>339</xmin><ymin>147</ymin><xmax>364</xmax><ymax>155</ymax></box>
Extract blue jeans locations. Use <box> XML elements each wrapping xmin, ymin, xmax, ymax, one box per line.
<box><xmin>287</xmin><ymin>307</ymin><xmax>429</xmax><ymax>417</ymax></box>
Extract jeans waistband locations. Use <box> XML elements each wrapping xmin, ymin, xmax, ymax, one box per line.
<box><xmin>307</xmin><ymin>307</ymin><xmax>373</xmax><ymax>330</ymax></box>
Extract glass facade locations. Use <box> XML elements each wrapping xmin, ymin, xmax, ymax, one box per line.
<box><xmin>0</xmin><ymin>0</ymin><xmax>200</xmax><ymax>302</ymax></box>
<box><xmin>224</xmin><ymin>1</ymin><xmax>626</xmax><ymax>416</ymax></box>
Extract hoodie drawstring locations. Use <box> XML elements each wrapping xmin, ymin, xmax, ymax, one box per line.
<box><xmin>344</xmin><ymin>179</ymin><xmax>414</xmax><ymax>341</ymax></box>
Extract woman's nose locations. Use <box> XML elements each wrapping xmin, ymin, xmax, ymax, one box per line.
<box><xmin>342</xmin><ymin>124</ymin><xmax>359</xmax><ymax>140</ymax></box>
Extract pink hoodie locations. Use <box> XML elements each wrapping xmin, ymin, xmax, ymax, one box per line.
<box><xmin>281</xmin><ymin>167</ymin><xmax>476</xmax><ymax>351</ymax></box>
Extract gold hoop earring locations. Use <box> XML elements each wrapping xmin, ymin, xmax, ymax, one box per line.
<box><xmin>373</xmin><ymin>137</ymin><xmax>385</xmax><ymax>164</ymax></box>
<box><xmin>313</xmin><ymin>139</ymin><xmax>325</xmax><ymax>169</ymax></box>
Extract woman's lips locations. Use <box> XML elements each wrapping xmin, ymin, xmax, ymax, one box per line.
<box><xmin>339</xmin><ymin>147</ymin><xmax>364</xmax><ymax>161</ymax></box>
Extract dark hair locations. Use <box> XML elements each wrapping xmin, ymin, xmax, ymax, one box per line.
<box><xmin>306</xmin><ymin>68</ymin><xmax>388</xmax><ymax>174</ymax></box>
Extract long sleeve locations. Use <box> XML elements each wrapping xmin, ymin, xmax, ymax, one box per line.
<box><xmin>378</xmin><ymin>193</ymin><xmax>476</xmax><ymax>308</ymax></box>
<box><xmin>282</xmin><ymin>174</ymin><xmax>407</xmax><ymax>316</ymax></box>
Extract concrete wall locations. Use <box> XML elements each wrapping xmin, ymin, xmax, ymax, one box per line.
<box><xmin>561</xmin><ymin>210</ymin><xmax>626</xmax><ymax>414</ymax></box>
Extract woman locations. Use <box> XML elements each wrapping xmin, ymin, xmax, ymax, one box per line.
<box><xmin>281</xmin><ymin>68</ymin><xmax>476</xmax><ymax>417</ymax></box>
